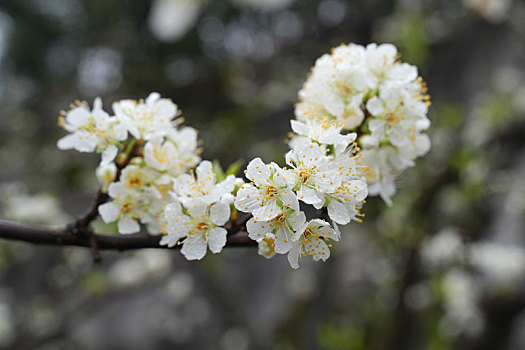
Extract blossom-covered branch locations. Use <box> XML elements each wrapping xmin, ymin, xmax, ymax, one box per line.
<box><xmin>32</xmin><ymin>42</ymin><xmax>432</xmax><ymax>268</ymax></box>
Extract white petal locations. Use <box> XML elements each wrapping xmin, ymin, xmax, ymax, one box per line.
<box><xmin>285</xmin><ymin>150</ymin><xmax>297</xmax><ymax>168</ymax></box>
<box><xmin>118</xmin><ymin>217</ymin><xmax>140</xmax><ymax>234</ymax></box>
<box><xmin>159</xmin><ymin>233</ymin><xmax>181</xmax><ymax>248</ymax></box>
<box><xmin>174</xmin><ymin>174</ymin><xmax>196</xmax><ymax>197</ymax></box>
<box><xmin>252</xmin><ymin>200</ymin><xmax>281</xmax><ymax>221</ymax></box>
<box><xmin>98</xmin><ymin>202</ymin><xmax>120</xmax><ymax>223</ymax></box>
<box><xmin>245</xmin><ymin>158</ymin><xmax>271</xmax><ymax>187</ymax></box>
<box><xmin>101</xmin><ymin>145</ymin><xmax>118</xmax><ymax>165</ymax></box>
<box><xmin>287</xmin><ymin>243</ymin><xmax>301</xmax><ymax>269</ymax></box>
<box><xmin>75</xmin><ymin>133</ymin><xmax>99</xmax><ymax>152</ymax></box>
<box><xmin>416</xmin><ymin>118</ymin><xmax>431</xmax><ymax>131</ymax></box>
<box><xmin>347</xmin><ymin>180</ymin><xmax>368</xmax><ymax>202</ymax></box>
<box><xmin>153</xmin><ymin>98</ymin><xmax>177</xmax><ymax>120</ymax></box>
<box><xmin>181</xmin><ymin>234</ymin><xmax>207</xmax><ymax>260</ymax></box>
<box><xmin>210</xmin><ymin>201</ymin><xmax>230</xmax><ymax>226</ymax></box>
<box><xmin>187</xmin><ymin>202</ymin><xmax>207</xmax><ymax>218</ymax></box>
<box><xmin>213</xmin><ymin>175</ymin><xmax>235</xmax><ymax>197</ymax></box>
<box><xmin>309</xmin><ymin>219</ymin><xmax>339</xmax><ymax>241</ymax></box>
<box><xmin>416</xmin><ymin>134</ymin><xmax>431</xmax><ymax>156</ymax></box>
<box><xmin>234</xmin><ymin>185</ymin><xmax>261</xmax><ymax>213</ymax></box>
<box><xmin>196</xmin><ymin>160</ymin><xmax>216</xmax><ymax>189</ymax></box>
<box><xmin>290</xmin><ymin>119</ymin><xmax>308</xmax><ymax>136</ymax></box>
<box><xmin>67</xmin><ymin>107</ymin><xmax>90</xmax><ymax>127</ymax></box>
<box><xmin>389</xmin><ymin>63</ymin><xmax>418</xmax><ymax>83</ymax></box>
<box><xmin>146</xmin><ymin>92</ymin><xmax>161</xmax><ymax>104</ymax></box>
<box><xmin>369</xmin><ymin>119</ymin><xmax>384</xmax><ymax>135</ymax></box>
<box><xmin>324</xmin><ymin>93</ymin><xmax>345</xmax><ymax>117</ymax></box>
<box><xmin>57</xmin><ymin>134</ymin><xmax>78</xmax><ymax>150</ymax></box>
<box><xmin>93</xmin><ymin>97</ymin><xmax>103</xmax><ymax>110</ymax></box>
<box><xmin>274</xmin><ymin>225</ymin><xmax>293</xmax><ymax>254</ymax></box>
<box><xmin>327</xmin><ymin>199</ymin><xmax>351</xmax><ymax>225</ymax></box>
<box><xmin>258</xmin><ymin>235</ymin><xmax>276</xmax><ymax>259</ymax></box>
<box><xmin>313</xmin><ymin>170</ymin><xmax>342</xmax><ymax>193</ymax></box>
<box><xmin>297</xmin><ymin>185</ymin><xmax>323</xmax><ymax>206</ymax></box>
<box><xmin>208</xmin><ymin>227</ymin><xmax>227</xmax><ymax>253</ymax></box>
<box><xmin>360</xmin><ymin>135</ymin><xmax>379</xmax><ymax>148</ymax></box>
<box><xmin>366</xmin><ymin>96</ymin><xmax>384</xmax><ymax>116</ymax></box>
<box><xmin>304</xmin><ymin>237</ymin><xmax>330</xmax><ymax>262</ymax></box>
<box><xmin>246</xmin><ymin>218</ymin><xmax>273</xmax><ymax>241</ymax></box>
<box><xmin>108</xmin><ymin>182</ymin><xmax>128</xmax><ymax>199</ymax></box>
<box><xmin>272</xmin><ymin>163</ymin><xmax>294</xmax><ymax>187</ymax></box>
<box><xmin>112</xmin><ymin>120</ymin><xmax>129</xmax><ymax>141</ymax></box>
<box><xmin>289</xmin><ymin>210</ymin><xmax>307</xmax><ymax>232</ymax></box>
<box><xmin>280</xmin><ymin>187</ymin><xmax>299</xmax><ymax>211</ymax></box>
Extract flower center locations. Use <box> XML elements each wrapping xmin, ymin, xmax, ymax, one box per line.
<box><xmin>298</xmin><ymin>168</ymin><xmax>313</xmax><ymax>183</ymax></box>
<box><xmin>265</xmin><ymin>186</ymin><xmax>278</xmax><ymax>199</ymax></box>
<box><xmin>304</xmin><ymin>228</ymin><xmax>313</xmax><ymax>237</ymax></box>
<box><xmin>121</xmin><ymin>201</ymin><xmax>133</xmax><ymax>214</ymax></box>
<box><xmin>196</xmin><ymin>221</ymin><xmax>209</xmax><ymax>230</ymax></box>
<box><xmin>129</xmin><ymin>177</ymin><xmax>144</xmax><ymax>187</ymax></box>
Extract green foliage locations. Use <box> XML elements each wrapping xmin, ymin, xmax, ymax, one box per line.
<box><xmin>83</xmin><ymin>270</ymin><xmax>108</xmax><ymax>296</ymax></box>
<box><xmin>434</xmin><ymin>104</ymin><xmax>464</xmax><ymax>129</ymax></box>
<box><xmin>482</xmin><ymin>95</ymin><xmax>513</xmax><ymax>128</ymax></box>
<box><xmin>400</xmin><ymin>14</ymin><xmax>429</xmax><ymax>66</ymax></box>
<box><xmin>317</xmin><ymin>323</ymin><xmax>365</xmax><ymax>350</ymax></box>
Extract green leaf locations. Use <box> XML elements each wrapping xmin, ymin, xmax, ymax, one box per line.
<box><xmin>212</xmin><ymin>160</ymin><xmax>226</xmax><ymax>182</ymax></box>
<box><xmin>225</xmin><ymin>159</ymin><xmax>244</xmax><ymax>177</ymax></box>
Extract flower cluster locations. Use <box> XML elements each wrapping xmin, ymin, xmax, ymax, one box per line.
<box><xmin>58</xmin><ymin>93</ymin><xmax>243</xmax><ymax>260</ymax></box>
<box><xmin>158</xmin><ymin>160</ymin><xmax>237</xmax><ymax>260</ymax></box>
<box><xmin>57</xmin><ymin>42</ymin><xmax>431</xmax><ymax>268</ymax></box>
<box><xmin>295</xmin><ymin>43</ymin><xmax>431</xmax><ymax>204</ymax></box>
<box><xmin>235</xmin><ymin>115</ymin><xmax>367</xmax><ymax>268</ymax></box>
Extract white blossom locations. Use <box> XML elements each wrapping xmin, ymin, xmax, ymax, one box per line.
<box><xmin>160</xmin><ymin>201</ymin><xmax>230</xmax><ymax>260</ymax></box>
<box><xmin>173</xmin><ymin>160</ymin><xmax>235</xmax><ymax>207</ymax></box>
<box><xmin>96</xmin><ymin>162</ymin><xmax>117</xmax><ymax>192</ymax></box>
<box><xmin>295</xmin><ymin>42</ymin><xmax>431</xmax><ymax>204</ymax></box>
<box><xmin>144</xmin><ymin>127</ymin><xmax>200</xmax><ymax>177</ymax></box>
<box><xmin>361</xmin><ymin>147</ymin><xmax>397</xmax><ymax>205</ymax></box>
<box><xmin>98</xmin><ymin>181</ymin><xmax>162</xmax><ymax>234</ymax></box>
<box><xmin>112</xmin><ymin>92</ymin><xmax>179</xmax><ymax>140</ymax></box>
<box><xmin>257</xmin><ymin>234</ymin><xmax>277</xmax><ymax>259</ymax></box>
<box><xmin>57</xmin><ymin>98</ymin><xmax>127</xmax><ymax>165</ymax></box>
<box><xmin>287</xmin><ymin>219</ymin><xmax>339</xmax><ymax>269</ymax></box>
<box><xmin>246</xmin><ymin>209</ymin><xmax>306</xmax><ymax>254</ymax></box>
<box><xmin>285</xmin><ymin>141</ymin><xmax>341</xmax><ymax>207</ymax></box>
<box><xmin>290</xmin><ymin>115</ymin><xmax>355</xmax><ymax>149</ymax></box>
<box><xmin>234</xmin><ymin>158</ymin><xmax>299</xmax><ymax>222</ymax></box>
<box><xmin>295</xmin><ymin>44</ymin><xmax>370</xmax><ymax>129</ymax></box>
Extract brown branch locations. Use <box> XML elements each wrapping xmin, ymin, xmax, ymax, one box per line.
<box><xmin>67</xmin><ymin>140</ymin><xmax>143</xmax><ymax>261</ymax></box>
<box><xmin>0</xmin><ymin>220</ymin><xmax>256</xmax><ymax>251</ymax></box>
<box><xmin>75</xmin><ymin>189</ymin><xmax>109</xmax><ymax>228</ymax></box>
<box><xmin>225</xmin><ymin>212</ymin><xmax>252</xmax><ymax>237</ymax></box>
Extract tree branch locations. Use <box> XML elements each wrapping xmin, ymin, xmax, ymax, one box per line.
<box><xmin>0</xmin><ymin>220</ymin><xmax>256</xmax><ymax>251</ymax></box>
<box><xmin>65</xmin><ymin>140</ymin><xmax>144</xmax><ymax>261</ymax></box>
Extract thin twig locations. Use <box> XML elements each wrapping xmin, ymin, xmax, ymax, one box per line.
<box><xmin>68</xmin><ymin>140</ymin><xmax>142</xmax><ymax>262</ymax></box>
<box><xmin>75</xmin><ymin>189</ymin><xmax>109</xmax><ymax>228</ymax></box>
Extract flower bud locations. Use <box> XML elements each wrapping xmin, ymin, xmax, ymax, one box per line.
<box><xmin>96</xmin><ymin>163</ymin><xmax>117</xmax><ymax>192</ymax></box>
<box><xmin>220</xmin><ymin>193</ymin><xmax>235</xmax><ymax>205</ymax></box>
<box><xmin>258</xmin><ymin>235</ymin><xmax>276</xmax><ymax>259</ymax></box>
<box><xmin>234</xmin><ymin>178</ymin><xmax>245</xmax><ymax>188</ymax></box>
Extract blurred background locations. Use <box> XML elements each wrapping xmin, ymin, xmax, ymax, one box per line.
<box><xmin>0</xmin><ymin>0</ymin><xmax>525</xmax><ymax>349</ymax></box>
